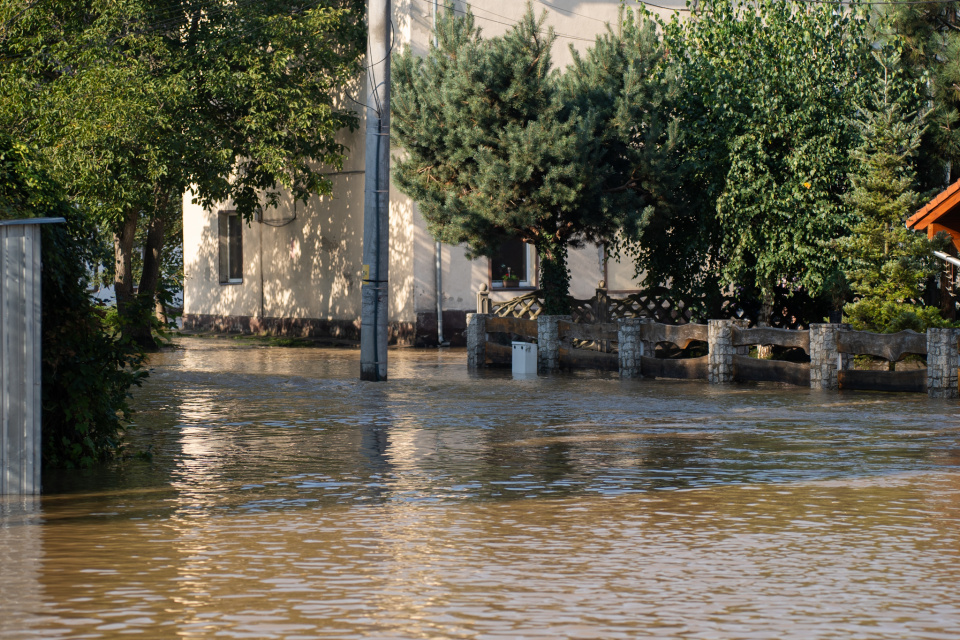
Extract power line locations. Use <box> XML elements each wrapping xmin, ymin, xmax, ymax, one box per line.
<box><xmin>530</xmin><ymin>0</ymin><xmax>611</xmax><ymax>22</ymax></box>
<box><xmin>637</xmin><ymin>1</ymin><xmax>691</xmax><ymax>11</ymax></box>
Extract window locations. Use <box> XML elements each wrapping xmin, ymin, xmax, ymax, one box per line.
<box><xmin>491</xmin><ymin>238</ymin><xmax>535</xmax><ymax>289</ymax></box>
<box><xmin>218</xmin><ymin>210</ymin><xmax>243</xmax><ymax>284</ymax></box>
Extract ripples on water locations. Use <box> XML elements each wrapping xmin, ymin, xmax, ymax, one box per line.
<box><xmin>2</xmin><ymin>338</ymin><xmax>960</xmax><ymax>639</ymax></box>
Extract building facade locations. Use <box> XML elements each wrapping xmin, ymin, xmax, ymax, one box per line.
<box><xmin>182</xmin><ymin>0</ymin><xmax>678</xmax><ymax>345</ymax></box>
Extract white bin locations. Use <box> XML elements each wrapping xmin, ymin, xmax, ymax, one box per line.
<box><xmin>512</xmin><ymin>341</ymin><xmax>538</xmax><ymax>376</ymax></box>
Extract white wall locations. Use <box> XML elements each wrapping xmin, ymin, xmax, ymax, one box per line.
<box><xmin>410</xmin><ymin>0</ymin><xmax>661</xmax><ymax>314</ymax></box>
<box><xmin>183</xmin><ymin>0</ymin><xmax>678</xmax><ymax>324</ymax></box>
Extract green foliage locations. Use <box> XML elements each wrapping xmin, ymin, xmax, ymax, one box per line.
<box><xmin>40</xmin><ymin>215</ymin><xmax>148</xmax><ymax>468</ymax></box>
<box><xmin>843</xmin><ymin>298</ymin><xmax>951</xmax><ymax>333</ymax></box>
<box><xmin>0</xmin><ymin>0</ymin><xmax>366</xmax><ymax>343</ymax></box>
<box><xmin>0</xmin><ymin>135</ymin><xmax>145</xmax><ymax>468</ymax></box>
<box><xmin>871</xmin><ymin>2</ymin><xmax>960</xmax><ymax>189</ymax></box>
<box><xmin>840</xmin><ymin>52</ymin><xmax>951</xmax><ymax>333</ymax></box>
<box><xmin>1</xmin><ymin>0</ymin><xmax>366</xmax><ymax>218</ymax></box>
<box><xmin>392</xmin><ymin>4</ymin><xmax>673</xmax><ymax>314</ymax></box>
<box><xmin>635</xmin><ymin>0</ymin><xmax>875</xmax><ymax>317</ymax></box>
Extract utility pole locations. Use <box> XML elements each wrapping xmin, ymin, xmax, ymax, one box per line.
<box><xmin>434</xmin><ymin>0</ymin><xmax>445</xmax><ymax>347</ymax></box>
<box><xmin>360</xmin><ymin>0</ymin><xmax>391</xmax><ymax>381</ymax></box>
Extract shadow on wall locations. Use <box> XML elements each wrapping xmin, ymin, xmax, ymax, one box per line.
<box><xmin>183</xmin><ymin>173</ymin><xmax>420</xmax><ymax>344</ymax></box>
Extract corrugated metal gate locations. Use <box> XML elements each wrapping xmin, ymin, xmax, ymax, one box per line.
<box><xmin>1</xmin><ymin>218</ymin><xmax>63</xmax><ymax>495</ymax></box>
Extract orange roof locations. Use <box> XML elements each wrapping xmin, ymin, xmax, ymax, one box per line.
<box><xmin>906</xmin><ymin>178</ymin><xmax>960</xmax><ymax>231</ymax></box>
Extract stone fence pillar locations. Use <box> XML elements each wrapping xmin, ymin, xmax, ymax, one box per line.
<box><xmin>618</xmin><ymin>317</ymin><xmax>655</xmax><ymax>378</ymax></box>
<box><xmin>476</xmin><ymin>284</ymin><xmax>491</xmax><ymax>314</ymax></box>
<box><xmin>618</xmin><ymin>318</ymin><xmax>642</xmax><ymax>378</ymax></box>
<box><xmin>538</xmin><ymin>315</ymin><xmax>570</xmax><ymax>373</ymax></box>
<box><xmin>708</xmin><ymin>319</ymin><xmax>748</xmax><ymax>384</ymax></box>
<box><xmin>927</xmin><ymin>328</ymin><xmax>960</xmax><ymax>399</ymax></box>
<box><xmin>809</xmin><ymin>323</ymin><xmax>851</xmax><ymax>391</ymax></box>
<box><xmin>466</xmin><ymin>313</ymin><xmax>488</xmax><ymax>369</ymax></box>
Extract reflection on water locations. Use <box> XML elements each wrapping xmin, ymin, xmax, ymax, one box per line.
<box><xmin>3</xmin><ymin>338</ymin><xmax>960</xmax><ymax>638</ymax></box>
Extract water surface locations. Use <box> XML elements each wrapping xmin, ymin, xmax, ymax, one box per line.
<box><xmin>2</xmin><ymin>338</ymin><xmax>959</xmax><ymax>639</ymax></box>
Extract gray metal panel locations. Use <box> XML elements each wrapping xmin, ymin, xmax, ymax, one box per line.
<box><xmin>3</xmin><ymin>229</ymin><xmax>25</xmax><ymax>493</ymax></box>
<box><xmin>1</xmin><ymin>223</ymin><xmax>42</xmax><ymax>495</ymax></box>
<box><xmin>25</xmin><ymin>225</ymin><xmax>40</xmax><ymax>494</ymax></box>
<box><xmin>0</xmin><ymin>226</ymin><xmax>5</xmax><ymax>495</ymax></box>
<box><xmin>0</xmin><ymin>217</ymin><xmax>65</xmax><ymax>227</ymax></box>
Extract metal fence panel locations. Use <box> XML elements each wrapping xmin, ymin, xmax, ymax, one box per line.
<box><xmin>1</xmin><ymin>224</ymin><xmax>42</xmax><ymax>495</ymax></box>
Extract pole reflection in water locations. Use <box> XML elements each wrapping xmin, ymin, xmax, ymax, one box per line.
<box><xmin>1</xmin><ymin>339</ymin><xmax>959</xmax><ymax>639</ymax></box>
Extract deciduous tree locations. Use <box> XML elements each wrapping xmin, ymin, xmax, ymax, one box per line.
<box><xmin>0</xmin><ymin>134</ymin><xmax>146</xmax><ymax>467</ymax></box>
<box><xmin>636</xmin><ymin>0</ymin><xmax>875</xmax><ymax>320</ymax></box>
<box><xmin>0</xmin><ymin>0</ymin><xmax>365</xmax><ymax>347</ymax></box>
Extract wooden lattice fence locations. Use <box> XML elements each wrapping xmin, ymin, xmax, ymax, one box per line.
<box><xmin>484</xmin><ymin>284</ymin><xmax>828</xmax><ymax>330</ymax></box>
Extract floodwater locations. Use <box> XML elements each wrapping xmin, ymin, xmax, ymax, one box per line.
<box><xmin>2</xmin><ymin>338</ymin><xmax>960</xmax><ymax>639</ymax></box>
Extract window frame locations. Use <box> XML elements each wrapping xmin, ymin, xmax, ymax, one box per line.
<box><xmin>489</xmin><ymin>240</ymin><xmax>537</xmax><ymax>291</ymax></box>
<box><xmin>217</xmin><ymin>210</ymin><xmax>243</xmax><ymax>285</ymax></box>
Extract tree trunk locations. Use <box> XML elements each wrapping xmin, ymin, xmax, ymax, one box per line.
<box><xmin>536</xmin><ymin>238</ymin><xmax>570</xmax><ymax>316</ymax></box>
<box><xmin>129</xmin><ymin>191</ymin><xmax>172</xmax><ymax>351</ymax></box>
<box><xmin>114</xmin><ymin>207</ymin><xmax>138</xmax><ymax>323</ymax></box>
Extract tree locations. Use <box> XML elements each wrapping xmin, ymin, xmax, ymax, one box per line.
<box><xmin>637</xmin><ymin>0</ymin><xmax>875</xmax><ymax>320</ymax></box>
<box><xmin>392</xmin><ymin>5</ymin><xmax>672</xmax><ymax>314</ymax></box>
<box><xmin>840</xmin><ymin>51</ymin><xmax>951</xmax><ymax>333</ymax></box>
<box><xmin>0</xmin><ymin>0</ymin><xmax>365</xmax><ymax>348</ymax></box>
<box><xmin>560</xmin><ymin>8</ymin><xmax>682</xmax><ymax>294</ymax></box>
<box><xmin>872</xmin><ymin>2</ymin><xmax>960</xmax><ymax>190</ymax></box>
<box><xmin>0</xmin><ymin>134</ymin><xmax>146</xmax><ymax>468</ymax></box>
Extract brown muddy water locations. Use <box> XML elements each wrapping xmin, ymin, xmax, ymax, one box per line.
<box><xmin>2</xmin><ymin>338</ymin><xmax>960</xmax><ymax>639</ymax></box>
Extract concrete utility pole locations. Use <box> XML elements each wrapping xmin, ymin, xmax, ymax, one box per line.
<box><xmin>360</xmin><ymin>0</ymin><xmax>391</xmax><ymax>381</ymax></box>
<box><xmin>434</xmin><ymin>0</ymin><xmax>445</xmax><ymax>347</ymax></box>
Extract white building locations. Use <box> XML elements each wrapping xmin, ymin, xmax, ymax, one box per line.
<box><xmin>182</xmin><ymin>0</ymin><xmax>682</xmax><ymax>345</ymax></box>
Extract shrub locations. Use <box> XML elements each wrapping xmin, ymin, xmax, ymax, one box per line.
<box><xmin>0</xmin><ymin>134</ymin><xmax>146</xmax><ymax>468</ymax></box>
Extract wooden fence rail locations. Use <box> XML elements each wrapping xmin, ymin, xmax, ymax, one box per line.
<box><xmin>834</xmin><ymin>328</ymin><xmax>930</xmax><ymax>392</ymax></box>
<box><xmin>733</xmin><ymin>326</ymin><xmax>810</xmax><ymax>352</ymax></box>
<box><xmin>836</xmin><ymin>329</ymin><xmax>927</xmax><ymax>361</ymax></box>
<box><xmin>642</xmin><ymin>322</ymin><xmax>708</xmax><ymax>350</ymax></box>
<box><xmin>464</xmin><ymin>312</ymin><xmax>960</xmax><ymax>399</ymax></box>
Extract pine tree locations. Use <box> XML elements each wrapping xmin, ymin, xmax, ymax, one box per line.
<box><xmin>841</xmin><ymin>52</ymin><xmax>951</xmax><ymax>333</ymax></box>
<box><xmin>392</xmin><ymin>5</ymin><xmax>671</xmax><ymax>314</ymax></box>
<box><xmin>874</xmin><ymin>2</ymin><xmax>960</xmax><ymax>189</ymax></box>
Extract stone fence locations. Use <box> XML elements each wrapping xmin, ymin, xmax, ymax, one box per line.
<box><xmin>466</xmin><ymin>313</ymin><xmax>960</xmax><ymax>399</ymax></box>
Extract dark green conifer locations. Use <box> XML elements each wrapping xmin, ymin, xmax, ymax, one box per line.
<box><xmin>874</xmin><ymin>2</ymin><xmax>960</xmax><ymax>189</ymax></box>
<box><xmin>392</xmin><ymin>5</ymin><xmax>671</xmax><ymax>314</ymax></box>
<box><xmin>841</xmin><ymin>52</ymin><xmax>951</xmax><ymax>333</ymax></box>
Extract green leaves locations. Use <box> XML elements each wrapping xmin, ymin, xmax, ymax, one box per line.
<box><xmin>393</xmin><ymin>3</ymin><xmax>674</xmax><ymax>312</ymax></box>
<box><xmin>632</xmin><ymin>0</ymin><xmax>875</xmax><ymax>317</ymax></box>
<box><xmin>0</xmin><ymin>0</ymin><xmax>366</xmax><ymax>344</ymax></box>
<box><xmin>872</xmin><ymin>0</ymin><xmax>960</xmax><ymax>188</ymax></box>
<box><xmin>840</xmin><ymin>51</ymin><xmax>950</xmax><ymax>332</ymax></box>
<box><xmin>0</xmin><ymin>133</ymin><xmax>146</xmax><ymax>468</ymax></box>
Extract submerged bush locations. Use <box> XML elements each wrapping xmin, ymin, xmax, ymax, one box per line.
<box><xmin>0</xmin><ymin>135</ymin><xmax>146</xmax><ymax>468</ymax></box>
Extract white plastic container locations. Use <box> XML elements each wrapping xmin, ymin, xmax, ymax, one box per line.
<box><xmin>512</xmin><ymin>341</ymin><xmax>538</xmax><ymax>376</ymax></box>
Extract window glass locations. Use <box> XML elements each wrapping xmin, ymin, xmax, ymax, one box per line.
<box><xmin>492</xmin><ymin>238</ymin><xmax>530</xmax><ymax>288</ymax></box>
<box><xmin>218</xmin><ymin>210</ymin><xmax>243</xmax><ymax>284</ymax></box>
<box><xmin>228</xmin><ymin>213</ymin><xmax>243</xmax><ymax>281</ymax></box>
